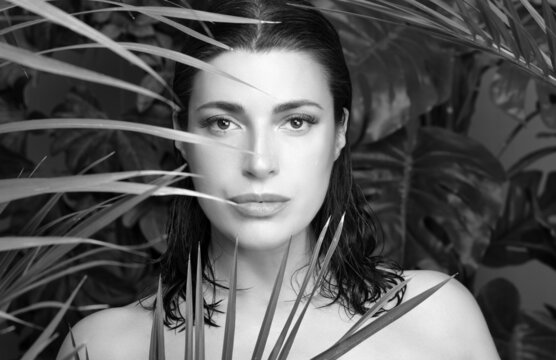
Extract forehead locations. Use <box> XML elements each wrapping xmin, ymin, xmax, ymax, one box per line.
<box><xmin>189</xmin><ymin>50</ymin><xmax>333</xmax><ymax>108</ymax></box>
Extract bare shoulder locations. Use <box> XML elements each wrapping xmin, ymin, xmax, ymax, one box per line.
<box><xmin>400</xmin><ymin>270</ymin><xmax>500</xmax><ymax>359</ymax></box>
<box><xmin>56</xmin><ymin>299</ymin><xmax>153</xmax><ymax>360</ymax></box>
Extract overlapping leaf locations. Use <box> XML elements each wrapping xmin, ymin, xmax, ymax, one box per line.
<box><xmin>352</xmin><ymin>127</ymin><xmax>506</xmax><ymax>276</ymax></box>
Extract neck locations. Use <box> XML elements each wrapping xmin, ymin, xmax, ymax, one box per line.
<box><xmin>208</xmin><ymin>227</ymin><xmax>315</xmax><ymax>305</ymax></box>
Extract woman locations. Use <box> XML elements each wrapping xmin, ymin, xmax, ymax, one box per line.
<box><xmin>57</xmin><ymin>0</ymin><xmax>500</xmax><ymax>359</ymax></box>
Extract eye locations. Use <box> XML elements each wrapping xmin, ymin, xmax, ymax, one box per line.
<box><xmin>281</xmin><ymin>114</ymin><xmax>317</xmax><ymax>133</ymax></box>
<box><xmin>200</xmin><ymin>116</ymin><xmax>241</xmax><ymax>135</ymax></box>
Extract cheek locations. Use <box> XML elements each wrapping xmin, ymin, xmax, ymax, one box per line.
<box><xmin>186</xmin><ymin>144</ymin><xmax>239</xmax><ymax>193</ymax></box>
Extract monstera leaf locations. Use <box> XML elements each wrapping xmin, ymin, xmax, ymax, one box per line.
<box><xmin>352</xmin><ymin>126</ymin><xmax>506</xmax><ymax>278</ymax></box>
<box><xmin>477</xmin><ymin>278</ymin><xmax>556</xmax><ymax>360</ymax></box>
<box><xmin>484</xmin><ymin>170</ymin><xmax>556</xmax><ymax>270</ymax></box>
<box><xmin>318</xmin><ymin>0</ymin><xmax>455</xmax><ymax>144</ymax></box>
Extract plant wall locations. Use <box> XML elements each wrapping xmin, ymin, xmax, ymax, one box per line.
<box><xmin>1</xmin><ymin>0</ymin><xmax>556</xmax><ymax>359</ymax></box>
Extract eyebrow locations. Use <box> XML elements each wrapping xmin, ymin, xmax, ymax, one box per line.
<box><xmin>195</xmin><ymin>100</ymin><xmax>323</xmax><ymax>114</ymax></box>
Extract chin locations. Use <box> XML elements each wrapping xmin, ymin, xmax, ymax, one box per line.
<box><xmin>214</xmin><ymin>215</ymin><xmax>311</xmax><ymax>251</ymax></box>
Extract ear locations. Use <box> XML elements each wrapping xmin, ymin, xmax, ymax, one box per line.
<box><xmin>334</xmin><ymin>107</ymin><xmax>348</xmax><ymax>160</ymax></box>
<box><xmin>173</xmin><ymin>111</ymin><xmax>188</xmax><ymax>160</ymax></box>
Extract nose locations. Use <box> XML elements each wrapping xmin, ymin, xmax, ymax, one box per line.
<box><xmin>242</xmin><ymin>129</ymin><xmax>279</xmax><ymax>179</ymax></box>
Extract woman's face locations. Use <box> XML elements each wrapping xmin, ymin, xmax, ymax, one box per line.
<box><xmin>180</xmin><ymin>50</ymin><xmax>346</xmax><ymax>250</ymax></box>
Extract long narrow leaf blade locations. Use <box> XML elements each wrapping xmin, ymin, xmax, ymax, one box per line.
<box><xmin>23</xmin><ymin>152</ymin><xmax>116</xmax><ymax>235</ymax></box>
<box><xmin>7</xmin><ymin>0</ymin><xmax>169</xmax><ymax>93</ymax></box>
<box><xmin>338</xmin><ymin>278</ymin><xmax>411</xmax><ymax>342</ymax></box>
<box><xmin>0</xmin><ymin>170</ymin><xmax>195</xmax><ymax>202</ymax></box>
<box><xmin>0</xmin><ymin>119</ymin><xmax>248</xmax><ymax>153</ymax></box>
<box><xmin>0</xmin><ymin>42</ymin><xmax>176</xmax><ymax>109</ymax></box>
<box><xmin>276</xmin><ymin>215</ymin><xmax>345</xmax><ymax>360</ymax></box>
<box><xmin>91</xmin><ymin>0</ymin><xmax>277</xmax><ymax>23</ymax></box>
<box><xmin>185</xmin><ymin>257</ymin><xmax>194</xmax><ymax>360</ymax></box>
<box><xmin>251</xmin><ymin>238</ymin><xmax>291</xmax><ymax>360</ymax></box>
<box><xmin>0</xmin><ymin>236</ymin><xmax>147</xmax><ymax>253</ymax></box>
<box><xmin>21</xmin><ymin>276</ymin><xmax>87</xmax><ymax>360</ymax></box>
<box><xmin>543</xmin><ymin>0</ymin><xmax>556</xmax><ymax>73</ymax></box>
<box><xmin>311</xmin><ymin>275</ymin><xmax>455</xmax><ymax>360</ymax></box>
<box><xmin>0</xmin><ymin>310</ymin><xmax>43</xmax><ymax>330</ymax></box>
<box><xmin>195</xmin><ymin>244</ymin><xmax>205</xmax><ymax>360</ymax></box>
<box><xmin>267</xmin><ymin>217</ymin><xmax>331</xmax><ymax>360</ymax></box>
<box><xmin>149</xmin><ymin>277</ymin><xmax>165</xmax><ymax>360</ymax></box>
<box><xmin>222</xmin><ymin>238</ymin><xmax>238</xmax><ymax>360</ymax></box>
<box><xmin>40</xmin><ymin>42</ymin><xmax>268</xmax><ymax>95</ymax></box>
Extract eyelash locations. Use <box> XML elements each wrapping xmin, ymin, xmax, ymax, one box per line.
<box><xmin>198</xmin><ymin>114</ymin><xmax>318</xmax><ymax>134</ymax></box>
<box><xmin>283</xmin><ymin>114</ymin><xmax>318</xmax><ymax>130</ymax></box>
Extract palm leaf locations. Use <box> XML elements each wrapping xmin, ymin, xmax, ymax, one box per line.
<box><xmin>251</xmin><ymin>238</ymin><xmax>291</xmax><ymax>360</ymax></box>
<box><xmin>0</xmin><ymin>42</ymin><xmax>176</xmax><ymax>109</ymax></box>
<box><xmin>0</xmin><ymin>119</ymin><xmax>248</xmax><ymax>152</ymax></box>
<box><xmin>221</xmin><ymin>238</ymin><xmax>238</xmax><ymax>360</ymax></box>
<box><xmin>266</xmin><ymin>217</ymin><xmax>331</xmax><ymax>360</ymax></box>
<box><xmin>0</xmin><ymin>260</ymin><xmax>141</xmax><ymax>307</ymax></box>
<box><xmin>20</xmin><ymin>276</ymin><xmax>86</xmax><ymax>360</ymax></box>
<box><xmin>0</xmin><ymin>236</ymin><xmax>148</xmax><ymax>253</ymax></box>
<box><xmin>22</xmin><ymin>152</ymin><xmax>115</xmax><ymax>236</ymax></box>
<box><xmin>337</xmin><ymin>278</ymin><xmax>411</xmax><ymax>342</ymax></box>
<box><xmin>322</xmin><ymin>0</ymin><xmax>556</xmax><ymax>86</ymax></box>
<box><xmin>0</xmin><ymin>8</ymin><xmax>230</xmax><ymax>49</ymax></box>
<box><xmin>10</xmin><ymin>301</ymin><xmax>106</xmax><ymax>316</ymax></box>
<box><xmin>90</xmin><ymin>0</ymin><xmax>277</xmax><ymax>24</ymax></box>
<box><xmin>542</xmin><ymin>0</ymin><xmax>556</xmax><ymax>70</ymax></box>
<box><xmin>38</xmin><ymin>42</ymin><xmax>265</xmax><ymax>94</ymax></box>
<box><xmin>67</xmin><ymin>324</ymin><xmax>82</xmax><ymax>360</ymax></box>
<box><xmin>0</xmin><ymin>169</ymin><xmax>195</xmax><ymax>202</ymax></box>
<box><xmin>194</xmin><ymin>244</ymin><xmax>205</xmax><ymax>360</ymax></box>
<box><xmin>149</xmin><ymin>276</ymin><xmax>166</xmax><ymax>360</ymax></box>
<box><xmin>0</xmin><ymin>310</ymin><xmax>43</xmax><ymax>330</ymax></box>
<box><xmin>7</xmin><ymin>0</ymin><xmax>169</xmax><ymax>94</ymax></box>
<box><xmin>311</xmin><ymin>275</ymin><xmax>455</xmax><ymax>360</ymax></box>
<box><xmin>185</xmin><ymin>256</ymin><xmax>194</xmax><ymax>360</ymax></box>
<box><xmin>275</xmin><ymin>215</ymin><xmax>345</xmax><ymax>360</ymax></box>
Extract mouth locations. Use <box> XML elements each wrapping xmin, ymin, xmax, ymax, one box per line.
<box><xmin>229</xmin><ymin>193</ymin><xmax>290</xmax><ymax>217</ymax></box>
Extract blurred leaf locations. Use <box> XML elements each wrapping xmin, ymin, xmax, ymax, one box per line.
<box><xmin>0</xmin><ymin>143</ymin><xmax>34</xmax><ymax>178</ymax></box>
<box><xmin>508</xmin><ymin>146</ymin><xmax>556</xmax><ymax>176</ymax></box>
<box><xmin>353</xmin><ymin>127</ymin><xmax>506</xmax><ymax>276</ymax></box>
<box><xmin>321</xmin><ymin>1</ymin><xmax>454</xmax><ymax>143</ymax></box>
<box><xmin>477</xmin><ymin>278</ymin><xmax>556</xmax><ymax>360</ymax></box>
<box><xmin>484</xmin><ymin>170</ymin><xmax>556</xmax><ymax>270</ymax></box>
<box><xmin>0</xmin><ymin>310</ymin><xmax>42</xmax><ymax>329</ymax></box>
<box><xmin>536</xmin><ymin>81</ymin><xmax>556</xmax><ymax>128</ymax></box>
<box><xmin>490</xmin><ymin>62</ymin><xmax>531</xmax><ymax>122</ymax></box>
<box><xmin>477</xmin><ymin>278</ymin><xmax>521</xmax><ymax>357</ymax></box>
<box><xmin>318</xmin><ymin>0</ymin><xmax>556</xmax><ymax>89</ymax></box>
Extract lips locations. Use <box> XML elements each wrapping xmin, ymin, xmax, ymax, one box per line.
<box><xmin>229</xmin><ymin>193</ymin><xmax>290</xmax><ymax>203</ymax></box>
<box><xmin>229</xmin><ymin>193</ymin><xmax>290</xmax><ymax>217</ymax></box>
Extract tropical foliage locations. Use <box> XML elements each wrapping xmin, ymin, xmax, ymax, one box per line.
<box><xmin>0</xmin><ymin>0</ymin><xmax>556</xmax><ymax>359</ymax></box>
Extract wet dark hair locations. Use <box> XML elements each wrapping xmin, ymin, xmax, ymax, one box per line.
<box><xmin>159</xmin><ymin>0</ymin><xmax>405</xmax><ymax>329</ymax></box>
